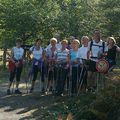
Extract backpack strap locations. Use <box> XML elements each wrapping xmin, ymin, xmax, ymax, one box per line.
<box><xmin>90</xmin><ymin>40</ymin><xmax>93</xmax><ymax>51</ymax></box>
<box><xmin>31</xmin><ymin>46</ymin><xmax>35</xmax><ymax>52</ymax></box>
<box><xmin>102</xmin><ymin>41</ymin><xmax>105</xmax><ymax>53</ymax></box>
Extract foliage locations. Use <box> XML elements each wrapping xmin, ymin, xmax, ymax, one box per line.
<box><xmin>0</xmin><ymin>0</ymin><xmax>120</xmax><ymax>48</ymax></box>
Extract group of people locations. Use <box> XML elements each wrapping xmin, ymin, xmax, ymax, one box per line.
<box><xmin>7</xmin><ymin>29</ymin><xmax>120</xmax><ymax>96</ymax></box>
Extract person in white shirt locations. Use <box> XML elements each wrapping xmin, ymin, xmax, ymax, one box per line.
<box><xmin>77</xmin><ymin>36</ymin><xmax>89</xmax><ymax>92</ymax></box>
<box><xmin>7</xmin><ymin>38</ymin><xmax>24</xmax><ymax>95</ymax></box>
<box><xmin>45</xmin><ymin>34</ymin><xmax>62</xmax><ymax>51</ymax></box>
<box><xmin>46</xmin><ymin>38</ymin><xmax>57</xmax><ymax>92</ymax></box>
<box><xmin>87</xmin><ymin>29</ymin><xmax>108</xmax><ymax>92</ymax></box>
<box><xmin>29</xmin><ymin>38</ymin><xmax>46</xmax><ymax>93</ymax></box>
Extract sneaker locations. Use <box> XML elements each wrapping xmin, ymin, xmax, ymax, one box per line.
<box><xmin>29</xmin><ymin>88</ymin><xmax>34</xmax><ymax>93</ymax></box>
<box><xmin>15</xmin><ymin>89</ymin><xmax>22</xmax><ymax>94</ymax></box>
<box><xmin>7</xmin><ymin>89</ymin><xmax>11</xmax><ymax>95</ymax></box>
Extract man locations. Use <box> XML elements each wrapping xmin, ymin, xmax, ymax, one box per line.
<box><xmin>87</xmin><ymin>29</ymin><xmax>108</xmax><ymax>91</ymax></box>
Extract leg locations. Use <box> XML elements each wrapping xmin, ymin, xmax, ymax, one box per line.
<box><xmin>15</xmin><ymin>66</ymin><xmax>23</xmax><ymax>94</ymax></box>
<box><xmin>30</xmin><ymin>65</ymin><xmax>38</xmax><ymax>92</ymax></box>
<box><xmin>7</xmin><ymin>70</ymin><xmax>16</xmax><ymax>94</ymax></box>
<box><xmin>41</xmin><ymin>65</ymin><xmax>45</xmax><ymax>92</ymax></box>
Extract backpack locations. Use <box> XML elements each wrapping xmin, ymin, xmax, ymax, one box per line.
<box><xmin>90</xmin><ymin>40</ymin><xmax>105</xmax><ymax>53</ymax></box>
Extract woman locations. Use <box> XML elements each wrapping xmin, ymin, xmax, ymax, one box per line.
<box><xmin>7</xmin><ymin>38</ymin><xmax>24</xmax><ymax>95</ymax></box>
<box><xmin>55</xmin><ymin>39</ymin><xmax>69</xmax><ymax>96</ymax></box>
<box><xmin>77</xmin><ymin>36</ymin><xmax>89</xmax><ymax>92</ymax></box>
<box><xmin>106</xmin><ymin>37</ymin><xmax>120</xmax><ymax>69</ymax></box>
<box><xmin>46</xmin><ymin>38</ymin><xmax>57</xmax><ymax>92</ymax></box>
<box><xmin>69</xmin><ymin>39</ymin><xmax>80</xmax><ymax>95</ymax></box>
<box><xmin>29</xmin><ymin>38</ymin><xmax>46</xmax><ymax>93</ymax></box>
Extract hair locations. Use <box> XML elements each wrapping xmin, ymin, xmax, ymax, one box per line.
<box><xmin>107</xmin><ymin>37</ymin><xmax>116</xmax><ymax>45</ymax></box>
<box><xmin>61</xmin><ymin>39</ymin><xmax>68</xmax><ymax>44</ymax></box>
<box><xmin>69</xmin><ymin>36</ymin><xmax>75</xmax><ymax>40</ymax></box>
<box><xmin>50</xmin><ymin>37</ymin><xmax>57</xmax><ymax>43</ymax></box>
<box><xmin>93</xmin><ymin>29</ymin><xmax>101</xmax><ymax>34</ymax></box>
<box><xmin>35</xmin><ymin>38</ymin><xmax>42</xmax><ymax>43</ymax></box>
<box><xmin>81</xmin><ymin>36</ymin><xmax>89</xmax><ymax>41</ymax></box>
<box><xmin>16</xmin><ymin>38</ymin><xmax>22</xmax><ymax>43</ymax></box>
<box><xmin>73</xmin><ymin>39</ymin><xmax>80</xmax><ymax>45</ymax></box>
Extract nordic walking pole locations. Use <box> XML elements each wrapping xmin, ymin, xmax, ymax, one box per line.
<box><xmin>68</xmin><ymin>64</ymin><xmax>72</xmax><ymax>96</ymax></box>
<box><xmin>77</xmin><ymin>67</ymin><xmax>86</xmax><ymax>96</ymax></box>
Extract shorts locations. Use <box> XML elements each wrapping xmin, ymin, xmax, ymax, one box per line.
<box><xmin>86</xmin><ymin>60</ymin><xmax>97</xmax><ymax>72</ymax></box>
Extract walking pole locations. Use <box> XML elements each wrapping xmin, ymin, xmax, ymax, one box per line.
<box><xmin>52</xmin><ymin>62</ymin><xmax>55</xmax><ymax>94</ymax></box>
<box><xmin>68</xmin><ymin>63</ymin><xmax>72</xmax><ymax>96</ymax></box>
<box><xmin>40</xmin><ymin>61</ymin><xmax>42</xmax><ymax>92</ymax></box>
<box><xmin>23</xmin><ymin>59</ymin><xmax>29</xmax><ymax>94</ymax></box>
<box><xmin>12</xmin><ymin>67</ymin><xmax>18</xmax><ymax>94</ymax></box>
<box><xmin>12</xmin><ymin>78</ymin><xmax>15</xmax><ymax>94</ymax></box>
<box><xmin>77</xmin><ymin>67</ymin><xmax>86</xmax><ymax>96</ymax></box>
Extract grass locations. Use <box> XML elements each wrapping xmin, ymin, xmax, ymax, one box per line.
<box><xmin>0</xmin><ymin>63</ymin><xmax>120</xmax><ymax>120</ymax></box>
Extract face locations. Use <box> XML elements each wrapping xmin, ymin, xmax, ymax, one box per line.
<box><xmin>81</xmin><ymin>38</ymin><xmax>89</xmax><ymax>46</ymax></box>
<box><xmin>36</xmin><ymin>40</ymin><xmax>41</xmax><ymax>47</ymax></box>
<box><xmin>108</xmin><ymin>39</ymin><xmax>114</xmax><ymax>46</ymax></box>
<box><xmin>51</xmin><ymin>40</ymin><xmax>57</xmax><ymax>47</ymax></box>
<box><xmin>94</xmin><ymin>30</ymin><xmax>101</xmax><ymax>41</ymax></box>
<box><xmin>71</xmin><ymin>41</ymin><xmax>79</xmax><ymax>50</ymax></box>
<box><xmin>61</xmin><ymin>41</ymin><xmax>67</xmax><ymax>49</ymax></box>
<box><xmin>16</xmin><ymin>42</ymin><xmax>21</xmax><ymax>47</ymax></box>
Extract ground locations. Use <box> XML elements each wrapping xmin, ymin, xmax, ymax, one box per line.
<box><xmin>0</xmin><ymin>69</ymin><xmax>71</xmax><ymax>120</ymax></box>
<box><xmin>0</xmin><ymin>68</ymin><xmax>120</xmax><ymax>120</ymax></box>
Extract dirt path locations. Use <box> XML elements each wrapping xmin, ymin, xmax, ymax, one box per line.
<box><xmin>0</xmin><ymin>75</ymin><xmax>69</xmax><ymax>120</ymax></box>
<box><xmin>0</xmin><ymin>82</ymin><xmax>25</xmax><ymax>120</ymax></box>
<box><xmin>0</xmin><ymin>81</ymin><xmax>60</xmax><ymax>120</ymax></box>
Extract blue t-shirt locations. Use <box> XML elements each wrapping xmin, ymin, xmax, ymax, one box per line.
<box><xmin>70</xmin><ymin>49</ymin><xmax>79</xmax><ymax>66</ymax></box>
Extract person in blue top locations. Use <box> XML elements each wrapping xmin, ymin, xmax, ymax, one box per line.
<box><xmin>69</xmin><ymin>39</ymin><xmax>80</xmax><ymax>95</ymax></box>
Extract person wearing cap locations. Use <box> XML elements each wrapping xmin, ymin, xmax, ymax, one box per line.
<box><xmin>46</xmin><ymin>38</ymin><xmax>57</xmax><ymax>92</ymax></box>
<box><xmin>29</xmin><ymin>38</ymin><xmax>46</xmax><ymax>93</ymax></box>
<box><xmin>55</xmin><ymin>39</ymin><xmax>69</xmax><ymax>96</ymax></box>
<box><xmin>7</xmin><ymin>38</ymin><xmax>24</xmax><ymax>95</ymax></box>
<box><xmin>69</xmin><ymin>39</ymin><xmax>80</xmax><ymax>95</ymax></box>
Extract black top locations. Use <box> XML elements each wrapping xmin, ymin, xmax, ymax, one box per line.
<box><xmin>106</xmin><ymin>45</ymin><xmax>117</xmax><ymax>61</ymax></box>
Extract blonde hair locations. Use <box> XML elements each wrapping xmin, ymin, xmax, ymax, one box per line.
<box><xmin>61</xmin><ymin>39</ymin><xmax>68</xmax><ymax>44</ymax></box>
<box><xmin>50</xmin><ymin>37</ymin><xmax>57</xmax><ymax>43</ymax></box>
<box><xmin>81</xmin><ymin>36</ymin><xmax>89</xmax><ymax>41</ymax></box>
<box><xmin>73</xmin><ymin>39</ymin><xmax>80</xmax><ymax>45</ymax></box>
<box><xmin>107</xmin><ymin>37</ymin><xmax>116</xmax><ymax>45</ymax></box>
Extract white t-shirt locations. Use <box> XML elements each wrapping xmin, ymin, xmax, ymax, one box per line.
<box><xmin>77</xmin><ymin>45</ymin><xmax>88</xmax><ymax>63</ymax></box>
<box><xmin>12</xmin><ymin>47</ymin><xmax>24</xmax><ymax>60</ymax></box>
<box><xmin>46</xmin><ymin>47</ymin><xmax>57</xmax><ymax>59</ymax></box>
<box><xmin>88</xmin><ymin>40</ymin><xmax>108</xmax><ymax>61</ymax></box>
<box><xmin>29</xmin><ymin>46</ymin><xmax>43</xmax><ymax>60</ymax></box>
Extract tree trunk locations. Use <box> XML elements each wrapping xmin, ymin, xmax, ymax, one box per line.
<box><xmin>3</xmin><ymin>45</ymin><xmax>7</xmax><ymax>69</ymax></box>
